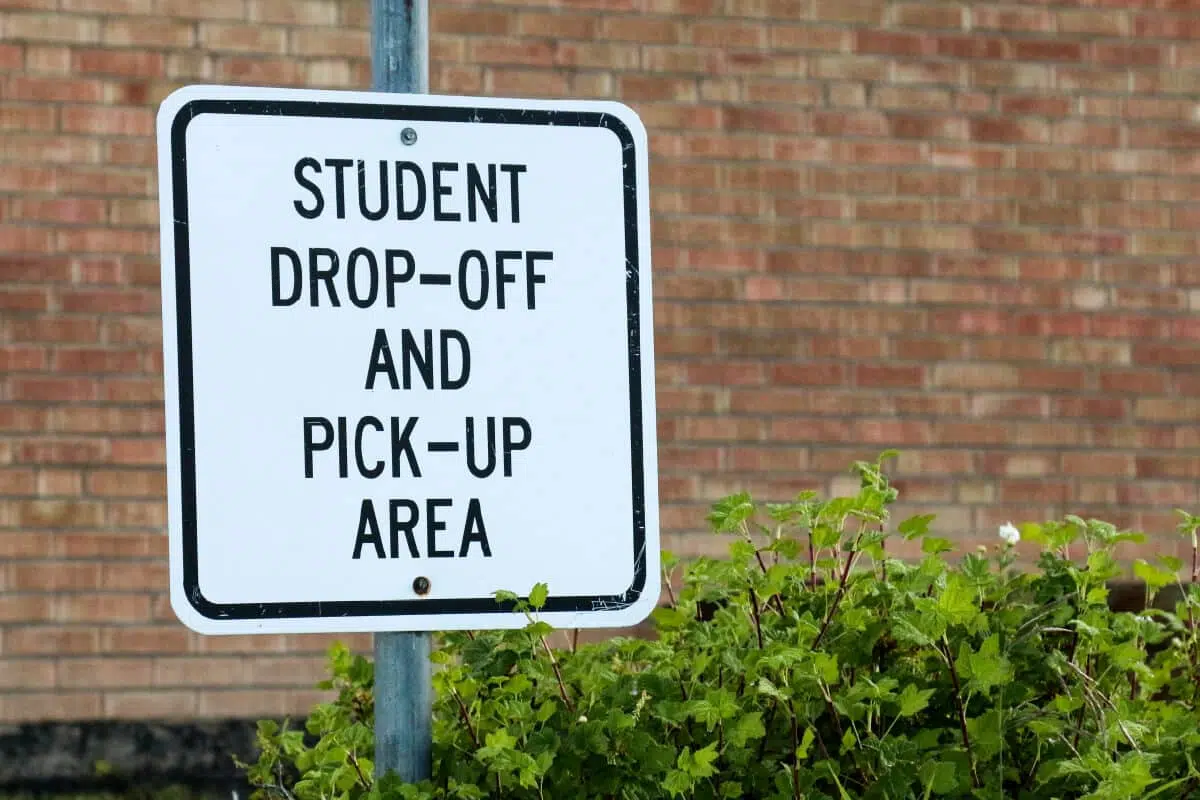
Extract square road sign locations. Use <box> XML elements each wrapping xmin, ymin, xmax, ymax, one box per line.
<box><xmin>156</xmin><ymin>85</ymin><xmax>659</xmax><ymax>635</ymax></box>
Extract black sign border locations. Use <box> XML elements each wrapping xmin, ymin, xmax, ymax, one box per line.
<box><xmin>168</xmin><ymin>98</ymin><xmax>649</xmax><ymax>621</ymax></box>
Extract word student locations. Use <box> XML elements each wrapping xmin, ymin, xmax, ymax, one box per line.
<box><xmin>293</xmin><ymin>158</ymin><xmax>528</xmax><ymax>223</ymax></box>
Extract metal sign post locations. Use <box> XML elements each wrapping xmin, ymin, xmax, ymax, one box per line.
<box><xmin>370</xmin><ymin>0</ymin><xmax>433</xmax><ymax>784</ymax></box>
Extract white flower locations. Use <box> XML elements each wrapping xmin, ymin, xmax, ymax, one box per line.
<box><xmin>577</xmin><ymin>715</ymin><xmax>588</xmax><ymax>723</ymax></box>
<box><xmin>999</xmin><ymin>522</ymin><xmax>1020</xmax><ymax>546</ymax></box>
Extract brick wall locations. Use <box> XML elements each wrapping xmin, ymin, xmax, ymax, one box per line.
<box><xmin>3</xmin><ymin>0</ymin><xmax>1199</xmax><ymax>721</ymax></box>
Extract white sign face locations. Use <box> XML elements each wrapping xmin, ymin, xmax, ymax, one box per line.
<box><xmin>156</xmin><ymin>85</ymin><xmax>659</xmax><ymax>635</ymax></box>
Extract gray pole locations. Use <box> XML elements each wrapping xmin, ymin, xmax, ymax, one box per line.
<box><xmin>373</xmin><ymin>631</ymin><xmax>433</xmax><ymax>782</ymax></box>
<box><xmin>372</xmin><ymin>0</ymin><xmax>428</xmax><ymax>95</ymax></box>
<box><xmin>370</xmin><ymin>0</ymin><xmax>433</xmax><ymax>785</ymax></box>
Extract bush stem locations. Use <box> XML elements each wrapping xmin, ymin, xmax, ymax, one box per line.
<box><xmin>939</xmin><ymin>637</ymin><xmax>980</xmax><ymax>788</ymax></box>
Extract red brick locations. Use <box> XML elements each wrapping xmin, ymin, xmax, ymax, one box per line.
<box><xmin>246</xmin><ymin>0</ymin><xmax>336</xmax><ymax>24</ymax></box>
<box><xmin>105</xmin><ymin>691</ymin><xmax>197</xmax><ymax>718</ymax></box>
<box><xmin>20</xmin><ymin>440</ymin><xmax>106</xmax><ymax>463</ymax></box>
<box><xmin>72</xmin><ymin>48</ymin><xmax>165</xmax><ymax>77</ymax></box>
<box><xmin>0</xmin><ymin>346</ymin><xmax>48</xmax><ymax>370</ymax></box>
<box><xmin>1134</xmin><ymin>14</ymin><xmax>1200</xmax><ymax>39</ymax></box>
<box><xmin>10</xmin><ymin>562</ymin><xmax>101</xmax><ymax>591</ymax></box>
<box><xmin>59</xmin><ymin>289</ymin><xmax>158</xmax><ymax>314</ymax></box>
<box><xmin>153</xmin><ymin>656</ymin><xmax>246</xmax><ymax>686</ymax></box>
<box><xmin>60</xmin><ymin>106</ymin><xmax>153</xmax><ymax>137</ymax></box>
<box><xmin>5</xmin><ymin>627</ymin><xmax>100</xmax><ymax>655</ymax></box>
<box><xmin>0</xmin><ymin>165</ymin><xmax>57</xmax><ymax>192</ymax></box>
<box><xmin>975</xmin><ymin>5</ymin><xmax>1049</xmax><ymax>30</ymax></box>
<box><xmin>101</xmin><ymin>561</ymin><xmax>168</xmax><ymax>590</ymax></box>
<box><xmin>891</xmin><ymin>4</ymin><xmax>961</xmax><ymax>29</ymax></box>
<box><xmin>0</xmin><ymin>46</ymin><xmax>21</xmax><ymax>72</ymax></box>
<box><xmin>197</xmin><ymin>689</ymin><xmax>291</xmax><ymax>717</ymax></box>
<box><xmin>4</xmin><ymin>13</ymin><xmax>101</xmax><ymax>42</ymax></box>
<box><xmin>289</xmin><ymin>27</ymin><xmax>366</xmax><ymax>57</ymax></box>
<box><xmin>1</xmin><ymin>692</ymin><xmax>104</xmax><ymax>721</ymax></box>
<box><xmin>11</xmin><ymin>197</ymin><xmax>107</xmax><ymax>225</ymax></box>
<box><xmin>58</xmin><ymin>658</ymin><xmax>154</xmax><ymax>689</ymax></box>
<box><xmin>102</xmin><ymin>18</ymin><xmax>195</xmax><ymax>47</ymax></box>
<box><xmin>512</xmin><ymin>11</ymin><xmax>595</xmax><ymax>39</ymax></box>
<box><xmin>969</xmin><ymin>117</ymin><xmax>1050</xmax><ymax>144</ymax></box>
<box><xmin>52</xmin><ymin>349</ymin><xmax>141</xmax><ymax>374</ymax></box>
<box><xmin>0</xmin><ymin>535</ymin><xmax>53</xmax><ymax>560</ymax></box>
<box><xmin>1060</xmin><ymin>10</ymin><xmax>1127</xmax><ymax>36</ymax></box>
<box><xmin>935</xmin><ymin>35</ymin><xmax>1006</xmax><ymax>60</ymax></box>
<box><xmin>770</xmin><ymin>363</ymin><xmax>846</xmax><ymax>386</ymax></box>
<box><xmin>0</xmin><ymin>469</ymin><xmax>36</xmax><ymax>494</ymax></box>
<box><xmin>1094</xmin><ymin>42</ymin><xmax>1167</xmax><ymax>67</ymax></box>
<box><xmin>1012</xmin><ymin>40</ymin><xmax>1083</xmax><ymax>62</ymax></box>
<box><xmin>56</xmin><ymin>594</ymin><xmax>152</xmax><ymax>623</ymax></box>
<box><xmin>854</xmin><ymin>364</ymin><xmax>924</xmax><ymax>388</ymax></box>
<box><xmin>0</xmin><ymin>75</ymin><xmax>108</xmax><ymax>104</ymax></box>
<box><xmin>0</xmin><ymin>104</ymin><xmax>56</xmax><ymax>133</ymax></box>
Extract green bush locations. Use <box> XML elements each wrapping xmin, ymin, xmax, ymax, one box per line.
<box><xmin>244</xmin><ymin>453</ymin><xmax>1200</xmax><ymax>799</ymax></box>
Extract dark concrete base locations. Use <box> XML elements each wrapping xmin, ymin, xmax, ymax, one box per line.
<box><xmin>0</xmin><ymin>719</ymin><xmax>264</xmax><ymax>794</ymax></box>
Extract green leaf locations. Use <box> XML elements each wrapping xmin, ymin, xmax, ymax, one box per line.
<box><xmin>527</xmin><ymin>582</ymin><xmax>549</xmax><ymax>609</ymax></box>
<box><xmin>1018</xmin><ymin>522</ymin><xmax>1046</xmax><ymax>545</ymax></box>
<box><xmin>796</xmin><ymin>727</ymin><xmax>816</xmax><ymax>761</ymax></box>
<box><xmin>756</xmin><ymin>676</ymin><xmax>789</xmax><ymax>701</ymax></box>
<box><xmin>707</xmin><ymin>493</ymin><xmax>755</xmax><ymax>533</ymax></box>
<box><xmin>727</xmin><ymin>712</ymin><xmax>766</xmax><ymax>748</ymax></box>
<box><xmin>1134</xmin><ymin>558</ymin><xmax>1175</xmax><ymax>592</ymax></box>
<box><xmin>896</xmin><ymin>684</ymin><xmax>934</xmax><ymax>718</ymax></box>
<box><xmin>958</xmin><ymin>634</ymin><xmax>1013</xmax><ymax>694</ymax></box>
<box><xmin>729</xmin><ymin>539</ymin><xmax>757</xmax><ymax>563</ymax></box>
<box><xmin>811</xmin><ymin>523</ymin><xmax>840</xmax><ymax>550</ymax></box>
<box><xmin>676</xmin><ymin>743</ymin><xmax>719</xmax><ymax>780</ymax></box>
<box><xmin>484</xmin><ymin>728</ymin><xmax>516</xmax><ymax>750</ymax></box>
<box><xmin>813</xmin><ymin>651</ymin><xmax>839</xmax><ymax>684</ymax></box>
<box><xmin>922</xmin><ymin>536</ymin><xmax>954</xmax><ymax>555</ymax></box>
<box><xmin>664</xmin><ymin>770</ymin><xmax>692</xmax><ymax>797</ymax></box>
<box><xmin>652</xmin><ymin>606</ymin><xmax>690</xmax><ymax>630</ymax></box>
<box><xmin>937</xmin><ymin>573</ymin><xmax>980</xmax><ymax>627</ymax></box>
<box><xmin>720</xmin><ymin>780</ymin><xmax>744</xmax><ymax>798</ymax></box>
<box><xmin>691</xmin><ymin>742</ymin><xmax>720</xmax><ymax>777</ymax></box>
<box><xmin>524</xmin><ymin>620</ymin><xmax>553</xmax><ymax>638</ymax></box>
<box><xmin>919</xmin><ymin>761</ymin><xmax>958</xmax><ymax>796</ymax></box>
<box><xmin>769</xmin><ymin>537</ymin><xmax>802</xmax><ymax>559</ymax></box>
<box><xmin>899</xmin><ymin>514</ymin><xmax>937</xmax><ymax>540</ymax></box>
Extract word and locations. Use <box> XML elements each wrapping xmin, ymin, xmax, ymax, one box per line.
<box><xmin>364</xmin><ymin>328</ymin><xmax>471</xmax><ymax>391</ymax></box>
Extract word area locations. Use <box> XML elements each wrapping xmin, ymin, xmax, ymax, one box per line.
<box><xmin>352</xmin><ymin>497</ymin><xmax>491</xmax><ymax>561</ymax></box>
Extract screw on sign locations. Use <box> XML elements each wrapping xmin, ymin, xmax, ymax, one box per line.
<box><xmin>155</xmin><ymin>85</ymin><xmax>658</xmax><ymax>636</ymax></box>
